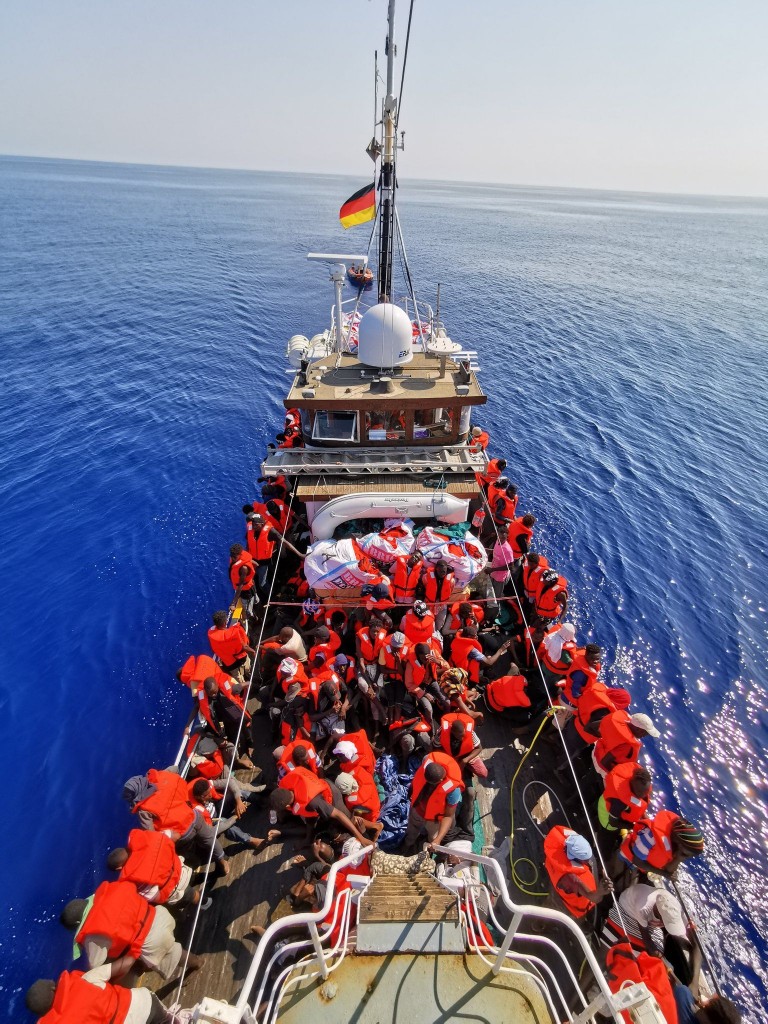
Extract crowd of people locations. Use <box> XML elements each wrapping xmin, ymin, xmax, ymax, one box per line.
<box><xmin>25</xmin><ymin>426</ymin><xmax>740</xmax><ymax>1024</ymax></box>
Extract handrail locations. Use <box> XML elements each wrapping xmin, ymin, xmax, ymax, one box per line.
<box><xmin>430</xmin><ymin>844</ymin><xmax>625</xmax><ymax>1024</ymax></box>
<box><xmin>234</xmin><ymin>846</ymin><xmax>373</xmax><ymax>1019</ymax></box>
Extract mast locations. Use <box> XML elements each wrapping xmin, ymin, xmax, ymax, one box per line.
<box><xmin>377</xmin><ymin>0</ymin><xmax>397</xmax><ymax>301</ymax></box>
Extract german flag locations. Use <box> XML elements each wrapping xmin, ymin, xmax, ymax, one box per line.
<box><xmin>339</xmin><ymin>183</ymin><xmax>376</xmax><ymax>228</ymax></box>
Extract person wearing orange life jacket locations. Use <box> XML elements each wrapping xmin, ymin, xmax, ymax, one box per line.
<box><xmin>468</xmin><ymin>425</ymin><xmax>490</xmax><ymax>452</ymax></box>
<box><xmin>420</xmin><ymin>559</ymin><xmax>456</xmax><ymax>633</ymax></box>
<box><xmin>276</xmin><ymin>656</ymin><xmax>310</xmax><ymax>696</ymax></box>
<box><xmin>521</xmin><ymin>550</ymin><xmax>550</xmax><ymax>602</ymax></box>
<box><xmin>604</xmin><ymin>941</ymin><xmax>680</xmax><ymax>1024</ymax></box>
<box><xmin>188</xmin><ymin>777</ymin><xmax>273</xmax><ymax>854</ymax></box>
<box><xmin>25</xmin><ymin>969</ymin><xmax>173</xmax><ymax>1024</ymax></box>
<box><xmin>364</xmin><ymin>580</ymin><xmax>397</xmax><ymax>616</ymax></box>
<box><xmin>335</xmin><ymin>766</ymin><xmax>382</xmax><ymax>831</ymax></box>
<box><xmin>534</xmin><ymin>568</ymin><xmax>569</xmax><ymax>624</ymax></box>
<box><xmin>106</xmin><ymin>829</ymin><xmax>203</xmax><ymax>910</ymax></box>
<box><xmin>559</xmin><ymin>642</ymin><xmax>602</xmax><ymax>710</ymax></box>
<box><xmin>507</xmin><ymin>514</ymin><xmax>536</xmax><ymax>563</ymax></box>
<box><xmin>185</xmin><ymin>734</ymin><xmax>226</xmax><ymax>781</ymax></box>
<box><xmin>439</xmin><ymin>713</ymin><xmax>488</xmax><ymax>780</ymax></box>
<box><xmin>491</xmin><ymin>481</ymin><xmax>520</xmax><ymax>528</ymax></box>
<box><xmin>229</xmin><ymin>543</ymin><xmax>257</xmax><ymax>615</ymax></box>
<box><xmin>538</xmin><ymin>621</ymin><xmax>576</xmax><ymax>688</ymax></box>
<box><xmin>486</xmin><ymin>475</ymin><xmax>511</xmax><ymax>516</ymax></box>
<box><xmin>620</xmin><ymin>811</ymin><xmax>705</xmax><ymax>877</ymax></box>
<box><xmin>481</xmin><ymin>664</ymin><xmax>539</xmax><ymax>727</ymax></box>
<box><xmin>274</xmin><ymin>739</ymin><xmax>323</xmax><ymax>781</ymax></box>
<box><xmin>401</xmin><ymin>600</ymin><xmax>437</xmax><ymax>645</ymax></box>
<box><xmin>176</xmin><ymin>653</ymin><xmax>225</xmax><ymax>734</ymax></box>
<box><xmin>391</xmin><ymin>550</ymin><xmax>424</xmax><ymax>606</ymax></box>
<box><xmin>270</xmin><ymin>766</ymin><xmax>373</xmax><ymax>846</ymax></box>
<box><xmin>378</xmin><ymin>630</ymin><xmax>412</xmax><ymax>722</ymax></box>
<box><xmin>598</xmin><ymin>763</ymin><xmax>652</xmax><ymax>834</ymax></box>
<box><xmin>121</xmin><ymin>768</ymin><xmax>229</xmax><ymax>875</ymax></box>
<box><xmin>543</xmin><ymin>826</ymin><xmax>613</xmax><ymax>920</ymax></box>
<box><xmin>593</xmin><ymin>711</ymin><xmax>660</xmax><ymax>779</ymax></box>
<box><xmin>203</xmin><ymin>675</ymin><xmax>254</xmax><ymax>767</ymax></box>
<box><xmin>447</xmin><ymin>599</ymin><xmax>485</xmax><ymax>634</ymax></box>
<box><xmin>573</xmin><ymin>682</ymin><xmax>632</xmax><ymax>747</ymax></box>
<box><xmin>404</xmin><ymin>751</ymin><xmax>465</xmax><ymax>852</ymax></box>
<box><xmin>307</xmin><ymin>624</ymin><xmax>342</xmax><ymax>665</ymax></box>
<box><xmin>59</xmin><ymin>880</ymin><xmax>203</xmax><ymax>981</ymax></box>
<box><xmin>263</xmin><ymin>497</ymin><xmax>293</xmax><ymax>534</ymax></box>
<box><xmin>207</xmin><ymin>609</ymin><xmax>255</xmax><ymax>681</ymax></box>
<box><xmin>333</xmin><ymin>731</ymin><xmax>377</xmax><ymax>774</ymax></box>
<box><xmin>244</xmin><ymin>512</ymin><xmax>304</xmax><ymax>598</ymax></box>
<box><xmin>450</xmin><ymin>627</ymin><xmax>512</xmax><ymax>684</ymax></box>
<box><xmin>478</xmin><ymin>456</ymin><xmax>507</xmax><ymax>490</ymax></box>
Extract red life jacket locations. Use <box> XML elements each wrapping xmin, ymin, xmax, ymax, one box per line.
<box><xmin>76</xmin><ymin>881</ymin><xmax>155</xmax><ymax>960</ymax></box>
<box><xmin>450</xmin><ymin>601</ymin><xmax>485</xmax><ymax>630</ymax></box>
<box><xmin>603</xmin><ymin>762</ymin><xmax>651</xmax><ymax>826</ymax></box>
<box><xmin>469</xmin><ymin>429</ymin><xmax>490</xmax><ymax>452</ymax></box>
<box><xmin>493</xmin><ymin>493</ymin><xmax>519</xmax><ymax>525</ymax></box>
<box><xmin>380</xmin><ymin>640</ymin><xmax>411</xmax><ymax>676</ymax></box>
<box><xmin>605</xmin><ymin>942</ymin><xmax>679</xmax><ymax>1024</ymax></box>
<box><xmin>279</xmin><ymin>766</ymin><xmax>333</xmax><ymax>818</ymax></box>
<box><xmin>573</xmin><ymin>681</ymin><xmax>618</xmax><ymax>744</ymax></box>
<box><xmin>279</xmin><ymin>660</ymin><xmax>309</xmax><ymax>695</ymax></box>
<box><xmin>337</xmin><ymin>729</ymin><xmax>376</xmax><ymax>774</ymax></box>
<box><xmin>523</xmin><ymin>556</ymin><xmax>550</xmax><ymax>602</ymax></box>
<box><xmin>39</xmin><ymin>971</ymin><xmax>132</xmax><ymax>1024</ymax></box>
<box><xmin>178</xmin><ymin>653</ymin><xmax>222</xmax><ymax>730</ymax></box>
<box><xmin>620</xmin><ymin>810</ymin><xmax>680</xmax><ymax>872</ymax></box>
<box><xmin>543</xmin><ymin>826</ymin><xmax>597</xmax><ymax>919</ymax></box>
<box><xmin>439</xmin><ymin>713</ymin><xmax>476</xmax><ymax>758</ymax></box>
<box><xmin>190</xmin><ymin>744</ymin><xmax>224</xmax><ymax>780</ymax></box>
<box><xmin>133</xmin><ymin>768</ymin><xmax>195</xmax><ymax>835</ymax></box>
<box><xmin>343</xmin><ymin>763</ymin><xmax>381</xmax><ymax>821</ymax></box>
<box><xmin>594</xmin><ymin>711</ymin><xmax>641</xmax><ymax>772</ymax></box>
<box><xmin>406</xmin><ymin>648</ymin><xmax>438</xmax><ymax>693</ymax></box>
<box><xmin>538</xmin><ymin>626</ymin><xmax>575</xmax><ymax>675</ymax></box>
<box><xmin>535</xmin><ymin>574</ymin><xmax>568</xmax><ymax>619</ymax></box>
<box><xmin>486</xmin><ymin>480</ymin><xmax>507</xmax><ymax>510</ymax></box>
<box><xmin>308</xmin><ymin>632</ymin><xmax>342</xmax><ymax>664</ymax></box>
<box><xmin>402</xmin><ymin>610</ymin><xmax>436</xmax><ymax>645</ymax></box>
<box><xmin>358</xmin><ymin>627</ymin><xmax>385</xmax><ymax>663</ymax></box>
<box><xmin>479</xmin><ymin>457</ymin><xmax>505</xmax><ymax>487</ymax></box>
<box><xmin>230</xmin><ymin>550</ymin><xmax>255</xmax><ymax>591</ymax></box>
<box><xmin>450</xmin><ymin>634</ymin><xmax>482</xmax><ymax>683</ymax></box>
<box><xmin>207</xmin><ymin>623</ymin><xmax>249</xmax><ymax>666</ymax></box>
<box><xmin>248</xmin><ymin>523</ymin><xmax>275</xmax><ymax>562</ymax></box>
<box><xmin>423</xmin><ymin>569</ymin><xmax>454</xmax><ymax>603</ymax></box>
<box><xmin>560</xmin><ymin>648</ymin><xmax>598</xmax><ymax>705</ymax></box>
<box><xmin>508</xmin><ymin>517</ymin><xmax>533</xmax><ymax>557</ymax></box>
<box><xmin>485</xmin><ymin>674</ymin><xmax>530</xmax><ymax>711</ymax></box>
<box><xmin>279</xmin><ymin>738</ymin><xmax>321</xmax><ymax>775</ymax></box>
<box><xmin>411</xmin><ymin>751</ymin><xmax>465</xmax><ymax>822</ymax></box>
<box><xmin>121</xmin><ymin>830</ymin><xmax>182</xmax><ymax>904</ymax></box>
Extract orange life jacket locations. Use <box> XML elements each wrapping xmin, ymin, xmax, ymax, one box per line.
<box><xmin>450</xmin><ymin>634</ymin><xmax>482</xmax><ymax>683</ymax></box>
<box><xmin>485</xmin><ymin>674</ymin><xmax>530</xmax><ymax>711</ymax></box>
<box><xmin>486</xmin><ymin>480</ymin><xmax>507</xmax><ymax>511</ymax></box>
<box><xmin>538</xmin><ymin>626</ymin><xmax>575</xmax><ymax>675</ymax></box>
<box><xmin>423</xmin><ymin>569</ymin><xmax>454</xmax><ymax>604</ymax></box>
<box><xmin>469</xmin><ymin>429</ymin><xmax>490</xmax><ymax>452</ymax></box>
<box><xmin>230</xmin><ymin>550</ymin><xmax>255</xmax><ymax>591</ymax></box>
<box><xmin>594</xmin><ymin>711</ymin><xmax>641</xmax><ymax>772</ymax></box>
<box><xmin>535</xmin><ymin>574</ymin><xmax>568</xmax><ymax>619</ymax></box>
<box><xmin>337</xmin><ymin>729</ymin><xmax>376</xmax><ymax>774</ymax></box>
<box><xmin>358</xmin><ymin>627</ymin><xmax>385</xmax><ymax>663</ymax></box>
<box><xmin>402</xmin><ymin>610</ymin><xmax>436</xmax><ymax>645</ymax></box>
<box><xmin>343</xmin><ymin>763</ymin><xmax>381</xmax><ymax>820</ymax></box>
<box><xmin>247</xmin><ymin>523</ymin><xmax>275</xmax><ymax>562</ymax></box>
<box><xmin>439</xmin><ymin>713</ymin><xmax>476</xmax><ymax>758</ymax></box>
<box><xmin>448</xmin><ymin>601</ymin><xmax>485</xmax><ymax>632</ymax></box>
<box><xmin>207</xmin><ymin>623</ymin><xmax>250</xmax><ymax>666</ymax></box>
<box><xmin>620</xmin><ymin>810</ymin><xmax>680</xmax><ymax>872</ymax></box>
<box><xmin>523</xmin><ymin>556</ymin><xmax>550</xmax><ymax>602</ymax></box>
<box><xmin>560</xmin><ymin>648</ymin><xmax>599</xmax><ymax>705</ymax></box>
<box><xmin>76</xmin><ymin>880</ymin><xmax>155</xmax><ymax>960</ymax></box>
<box><xmin>178</xmin><ymin>653</ymin><xmax>225</xmax><ymax>730</ymax></box>
<box><xmin>189</xmin><ymin>744</ymin><xmax>224</xmax><ymax>780</ymax></box>
<box><xmin>508</xmin><ymin>516</ymin><xmax>533</xmax><ymax>556</ymax></box>
<box><xmin>603</xmin><ymin>762</ymin><xmax>650</xmax><ymax>826</ymax></box>
<box><xmin>308</xmin><ymin>632</ymin><xmax>342</xmax><ymax>664</ymax></box>
<box><xmin>279</xmin><ymin>766</ymin><xmax>333</xmax><ymax>818</ymax></box>
<box><xmin>279</xmin><ymin>738</ymin><xmax>321</xmax><ymax>775</ymax></box>
<box><xmin>380</xmin><ymin>640</ymin><xmax>411</xmax><ymax>676</ymax></box>
<box><xmin>133</xmin><ymin>768</ymin><xmax>195</xmax><ymax>835</ymax></box>
<box><xmin>406</xmin><ymin>647</ymin><xmax>438</xmax><ymax>692</ymax></box>
<box><xmin>479</xmin><ymin>457</ymin><xmax>505</xmax><ymax>487</ymax></box>
<box><xmin>121</xmin><ymin>829</ymin><xmax>182</xmax><ymax>903</ymax></box>
<box><xmin>279</xmin><ymin>660</ymin><xmax>310</xmax><ymax>695</ymax></box>
<box><xmin>574</xmin><ymin>680</ymin><xmax>618</xmax><ymax>744</ymax></box>
<box><xmin>605</xmin><ymin>942</ymin><xmax>679</xmax><ymax>1024</ymax></box>
<box><xmin>39</xmin><ymin>971</ymin><xmax>132</xmax><ymax>1024</ymax></box>
<box><xmin>493</xmin><ymin>492</ymin><xmax>519</xmax><ymax>525</ymax></box>
<box><xmin>411</xmin><ymin>751</ymin><xmax>465</xmax><ymax>821</ymax></box>
<box><xmin>543</xmin><ymin>826</ymin><xmax>597</xmax><ymax>919</ymax></box>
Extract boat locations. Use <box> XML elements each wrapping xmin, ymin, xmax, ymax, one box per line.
<box><xmin>347</xmin><ymin>264</ymin><xmax>374</xmax><ymax>290</ymax></box>
<box><xmin>27</xmin><ymin>4</ymin><xmax>739</xmax><ymax>1024</ymax></box>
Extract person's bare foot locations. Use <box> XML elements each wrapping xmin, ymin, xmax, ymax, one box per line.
<box><xmin>246</xmin><ymin>924</ymin><xmax>266</xmax><ymax>940</ymax></box>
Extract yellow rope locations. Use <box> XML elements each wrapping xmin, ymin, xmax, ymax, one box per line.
<box><xmin>508</xmin><ymin>709</ymin><xmax>556</xmax><ymax>897</ymax></box>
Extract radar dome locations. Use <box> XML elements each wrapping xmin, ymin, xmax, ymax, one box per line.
<box><xmin>358</xmin><ymin>303</ymin><xmax>413</xmax><ymax>367</ymax></box>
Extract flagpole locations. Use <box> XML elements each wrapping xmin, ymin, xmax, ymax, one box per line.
<box><xmin>377</xmin><ymin>0</ymin><xmax>397</xmax><ymax>302</ymax></box>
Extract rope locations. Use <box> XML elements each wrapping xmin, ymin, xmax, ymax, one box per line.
<box><xmin>172</xmin><ymin>485</ymin><xmax>299</xmax><ymax>1002</ymax></box>
<box><xmin>508</xmin><ymin>711</ymin><xmax>553</xmax><ymax>896</ymax></box>
<box><xmin>395</xmin><ymin>0</ymin><xmax>416</xmax><ymax>131</ymax></box>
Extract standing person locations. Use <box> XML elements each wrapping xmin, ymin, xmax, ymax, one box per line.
<box><xmin>391</xmin><ymin>550</ymin><xmax>424</xmax><ymax>607</ymax></box>
<box><xmin>203</xmin><ymin>676</ymin><xmax>254</xmax><ymax>769</ymax></box>
<box><xmin>533</xmin><ymin>568</ymin><xmax>569</xmax><ymax>625</ymax></box>
<box><xmin>229</xmin><ymin>543</ymin><xmax>257</xmax><ymax>615</ymax></box>
<box><xmin>491</xmin><ymin>481</ymin><xmax>520</xmax><ymax>530</ymax></box>
<box><xmin>208</xmin><ymin>610</ymin><xmax>255</xmax><ymax>681</ymax></box>
<box><xmin>487</xmin><ymin>523</ymin><xmax>515</xmax><ymax>605</ymax></box>
<box><xmin>508</xmin><ymin>514</ymin><xmax>536</xmax><ymax>566</ymax></box>
<box><xmin>469</xmin><ymin>425</ymin><xmax>490</xmax><ymax>452</ymax></box>
<box><xmin>538</xmin><ymin>622</ymin><xmax>577</xmax><ymax>690</ymax></box>
<box><xmin>245</xmin><ymin>512</ymin><xmax>304</xmax><ymax>599</ymax></box>
<box><xmin>421</xmin><ymin>559</ymin><xmax>456</xmax><ymax>633</ymax></box>
<box><xmin>478</xmin><ymin>456</ymin><xmax>507</xmax><ymax>490</ymax></box>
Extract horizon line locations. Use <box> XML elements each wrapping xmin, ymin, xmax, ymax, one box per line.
<box><xmin>1</xmin><ymin>151</ymin><xmax>767</xmax><ymax>204</ymax></box>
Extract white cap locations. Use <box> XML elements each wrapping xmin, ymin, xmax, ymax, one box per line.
<box><xmin>335</xmin><ymin>772</ymin><xmax>359</xmax><ymax>796</ymax></box>
<box><xmin>333</xmin><ymin>740</ymin><xmax>358</xmax><ymax>762</ymax></box>
<box><xmin>630</xmin><ymin>712</ymin><xmax>660</xmax><ymax>738</ymax></box>
<box><xmin>655</xmin><ymin>891</ymin><xmax>686</xmax><ymax>939</ymax></box>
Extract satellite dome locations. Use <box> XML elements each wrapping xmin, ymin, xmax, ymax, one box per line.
<box><xmin>358</xmin><ymin>303</ymin><xmax>413</xmax><ymax>367</ymax></box>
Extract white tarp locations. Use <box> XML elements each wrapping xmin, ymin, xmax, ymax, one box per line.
<box><xmin>357</xmin><ymin>520</ymin><xmax>416</xmax><ymax>564</ymax></box>
<box><xmin>414</xmin><ymin>526</ymin><xmax>488</xmax><ymax>587</ymax></box>
<box><xmin>304</xmin><ymin>538</ymin><xmax>382</xmax><ymax>592</ymax></box>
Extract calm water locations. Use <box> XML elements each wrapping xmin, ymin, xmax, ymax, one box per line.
<box><xmin>1</xmin><ymin>156</ymin><xmax>766</xmax><ymax>1018</ymax></box>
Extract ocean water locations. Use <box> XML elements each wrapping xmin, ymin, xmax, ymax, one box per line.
<box><xmin>1</xmin><ymin>156</ymin><xmax>766</xmax><ymax>1019</ymax></box>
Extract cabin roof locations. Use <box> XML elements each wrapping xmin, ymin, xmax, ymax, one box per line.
<box><xmin>285</xmin><ymin>352</ymin><xmax>487</xmax><ymax>410</ymax></box>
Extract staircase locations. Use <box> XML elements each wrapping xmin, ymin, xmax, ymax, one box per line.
<box><xmin>356</xmin><ymin>874</ymin><xmax>464</xmax><ymax>954</ymax></box>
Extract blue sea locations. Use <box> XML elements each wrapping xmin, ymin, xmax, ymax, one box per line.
<box><xmin>1</xmin><ymin>156</ymin><xmax>766</xmax><ymax>1019</ymax></box>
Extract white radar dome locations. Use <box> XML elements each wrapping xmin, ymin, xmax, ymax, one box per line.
<box><xmin>358</xmin><ymin>303</ymin><xmax>414</xmax><ymax>367</ymax></box>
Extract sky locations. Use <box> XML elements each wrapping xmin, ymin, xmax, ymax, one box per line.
<box><xmin>1</xmin><ymin>0</ymin><xmax>767</xmax><ymax>197</ymax></box>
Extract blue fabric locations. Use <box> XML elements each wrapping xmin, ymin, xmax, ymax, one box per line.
<box><xmin>375</xmin><ymin>753</ymin><xmax>420</xmax><ymax>851</ymax></box>
<box><xmin>673</xmin><ymin>984</ymin><xmax>698</xmax><ymax>1024</ymax></box>
<box><xmin>445</xmin><ymin>788</ymin><xmax>462</xmax><ymax>806</ymax></box>
<box><xmin>565</xmin><ymin>833</ymin><xmax>593</xmax><ymax>862</ymax></box>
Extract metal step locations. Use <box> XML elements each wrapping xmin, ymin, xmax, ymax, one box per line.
<box><xmin>262</xmin><ymin>445</ymin><xmax>486</xmax><ymax>478</ymax></box>
<box><xmin>356</xmin><ymin>875</ymin><xmax>464</xmax><ymax>954</ymax></box>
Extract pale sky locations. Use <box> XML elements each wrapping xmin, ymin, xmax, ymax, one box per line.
<box><xmin>2</xmin><ymin>0</ymin><xmax>767</xmax><ymax>196</ymax></box>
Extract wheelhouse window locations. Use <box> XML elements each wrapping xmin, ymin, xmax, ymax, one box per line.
<box><xmin>366</xmin><ymin>410</ymin><xmax>406</xmax><ymax>441</ymax></box>
<box><xmin>414</xmin><ymin>407</ymin><xmax>453</xmax><ymax>439</ymax></box>
<box><xmin>312</xmin><ymin>411</ymin><xmax>359</xmax><ymax>442</ymax></box>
